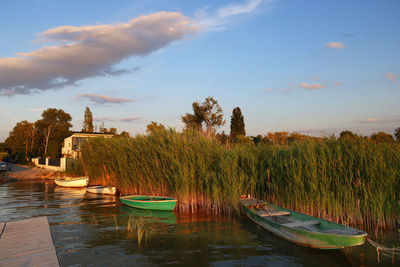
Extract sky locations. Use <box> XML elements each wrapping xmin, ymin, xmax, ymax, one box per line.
<box><xmin>0</xmin><ymin>0</ymin><xmax>399</xmax><ymax>141</ymax></box>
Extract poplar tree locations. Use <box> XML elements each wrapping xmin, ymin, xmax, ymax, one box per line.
<box><xmin>82</xmin><ymin>107</ymin><xmax>94</xmax><ymax>132</ymax></box>
<box><xmin>230</xmin><ymin>107</ymin><xmax>245</xmax><ymax>139</ymax></box>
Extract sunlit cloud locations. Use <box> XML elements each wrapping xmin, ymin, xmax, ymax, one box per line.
<box><xmin>325</xmin><ymin>42</ymin><xmax>345</xmax><ymax>49</ymax></box>
<box><xmin>385</xmin><ymin>72</ymin><xmax>398</xmax><ymax>82</ymax></box>
<box><xmin>197</xmin><ymin>0</ymin><xmax>273</xmax><ymax>30</ymax></box>
<box><xmin>263</xmin><ymin>87</ymin><xmax>272</xmax><ymax>92</ymax></box>
<box><xmin>300</xmin><ymin>82</ymin><xmax>326</xmax><ymax>90</ymax></box>
<box><xmin>356</xmin><ymin>116</ymin><xmax>400</xmax><ymax>124</ymax></box>
<box><xmin>218</xmin><ymin>0</ymin><xmax>262</xmax><ymax>18</ymax></box>
<box><xmin>76</xmin><ymin>94</ymin><xmax>135</xmax><ymax>104</ymax></box>
<box><xmin>0</xmin><ymin>12</ymin><xmax>199</xmax><ymax>96</ymax></box>
<box><xmin>94</xmin><ymin>116</ymin><xmax>141</xmax><ymax>122</ymax></box>
<box><xmin>311</xmin><ymin>76</ymin><xmax>320</xmax><ymax>80</ymax></box>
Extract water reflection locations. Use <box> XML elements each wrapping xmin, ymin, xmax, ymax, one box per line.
<box><xmin>1</xmin><ymin>181</ymin><xmax>397</xmax><ymax>266</ymax></box>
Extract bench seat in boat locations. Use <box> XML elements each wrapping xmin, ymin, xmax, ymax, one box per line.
<box><xmin>282</xmin><ymin>220</ymin><xmax>320</xmax><ymax>228</ymax></box>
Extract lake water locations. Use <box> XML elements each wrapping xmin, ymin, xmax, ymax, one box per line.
<box><xmin>0</xmin><ymin>181</ymin><xmax>398</xmax><ymax>266</ymax></box>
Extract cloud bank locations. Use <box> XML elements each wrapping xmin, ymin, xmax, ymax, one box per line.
<box><xmin>95</xmin><ymin>116</ymin><xmax>141</xmax><ymax>122</ymax></box>
<box><xmin>0</xmin><ymin>12</ymin><xmax>198</xmax><ymax>96</ymax></box>
<box><xmin>76</xmin><ymin>94</ymin><xmax>135</xmax><ymax>104</ymax></box>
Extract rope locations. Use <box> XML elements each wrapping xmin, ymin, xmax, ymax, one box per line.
<box><xmin>367</xmin><ymin>238</ymin><xmax>400</xmax><ymax>258</ymax></box>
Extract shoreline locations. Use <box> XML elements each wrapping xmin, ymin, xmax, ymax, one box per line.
<box><xmin>0</xmin><ymin>162</ymin><xmax>55</xmax><ymax>181</ymax></box>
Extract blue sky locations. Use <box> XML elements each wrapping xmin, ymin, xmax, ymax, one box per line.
<box><xmin>0</xmin><ymin>0</ymin><xmax>399</xmax><ymax>141</ymax></box>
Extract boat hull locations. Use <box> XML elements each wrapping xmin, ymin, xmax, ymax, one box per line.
<box><xmin>55</xmin><ymin>177</ymin><xmax>88</xmax><ymax>188</ymax></box>
<box><xmin>86</xmin><ymin>186</ymin><xmax>116</xmax><ymax>195</ymax></box>
<box><xmin>242</xmin><ymin>200</ymin><xmax>367</xmax><ymax>249</ymax></box>
<box><xmin>120</xmin><ymin>195</ymin><xmax>177</xmax><ymax>211</ymax></box>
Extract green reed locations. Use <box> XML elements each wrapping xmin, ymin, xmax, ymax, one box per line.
<box><xmin>80</xmin><ymin>130</ymin><xmax>400</xmax><ymax>229</ymax></box>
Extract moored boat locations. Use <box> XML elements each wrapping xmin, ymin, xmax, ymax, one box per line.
<box><xmin>54</xmin><ymin>176</ymin><xmax>89</xmax><ymax>188</ymax></box>
<box><xmin>240</xmin><ymin>197</ymin><xmax>368</xmax><ymax>249</ymax></box>
<box><xmin>120</xmin><ymin>195</ymin><xmax>177</xmax><ymax>211</ymax></box>
<box><xmin>86</xmin><ymin>185</ymin><xmax>116</xmax><ymax>195</ymax></box>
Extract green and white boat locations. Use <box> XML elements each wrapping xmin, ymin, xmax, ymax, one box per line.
<box><xmin>241</xmin><ymin>197</ymin><xmax>368</xmax><ymax>249</ymax></box>
<box><xmin>120</xmin><ymin>195</ymin><xmax>177</xmax><ymax>211</ymax></box>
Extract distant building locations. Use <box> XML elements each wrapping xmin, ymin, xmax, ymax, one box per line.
<box><xmin>62</xmin><ymin>132</ymin><xmax>113</xmax><ymax>158</ymax></box>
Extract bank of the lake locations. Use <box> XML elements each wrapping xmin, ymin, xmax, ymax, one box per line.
<box><xmin>80</xmin><ymin>130</ymin><xmax>400</xmax><ymax>230</ymax></box>
<box><xmin>2</xmin><ymin>181</ymin><xmax>398</xmax><ymax>266</ymax></box>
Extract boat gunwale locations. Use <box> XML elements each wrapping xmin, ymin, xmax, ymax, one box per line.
<box><xmin>120</xmin><ymin>195</ymin><xmax>177</xmax><ymax>203</ymax></box>
<box><xmin>241</xmin><ymin>200</ymin><xmax>368</xmax><ymax>239</ymax></box>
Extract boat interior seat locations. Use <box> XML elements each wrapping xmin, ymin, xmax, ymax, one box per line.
<box><xmin>258</xmin><ymin>210</ymin><xmax>291</xmax><ymax>217</ymax></box>
<box><xmin>282</xmin><ymin>220</ymin><xmax>320</xmax><ymax>228</ymax></box>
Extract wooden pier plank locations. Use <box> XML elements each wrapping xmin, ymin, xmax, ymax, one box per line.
<box><xmin>0</xmin><ymin>217</ymin><xmax>59</xmax><ymax>267</ymax></box>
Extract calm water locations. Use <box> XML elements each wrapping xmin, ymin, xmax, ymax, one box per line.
<box><xmin>0</xmin><ymin>180</ymin><xmax>398</xmax><ymax>267</ymax></box>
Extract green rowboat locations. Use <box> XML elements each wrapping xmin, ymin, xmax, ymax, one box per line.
<box><xmin>241</xmin><ymin>198</ymin><xmax>367</xmax><ymax>249</ymax></box>
<box><xmin>120</xmin><ymin>195</ymin><xmax>177</xmax><ymax>211</ymax></box>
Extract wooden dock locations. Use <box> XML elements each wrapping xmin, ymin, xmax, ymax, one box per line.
<box><xmin>0</xmin><ymin>217</ymin><xmax>60</xmax><ymax>267</ymax></box>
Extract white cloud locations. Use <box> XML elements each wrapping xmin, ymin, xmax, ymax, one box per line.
<box><xmin>0</xmin><ymin>12</ymin><xmax>198</xmax><ymax>96</ymax></box>
<box><xmin>218</xmin><ymin>0</ymin><xmax>262</xmax><ymax>18</ymax></box>
<box><xmin>385</xmin><ymin>72</ymin><xmax>398</xmax><ymax>82</ymax></box>
<box><xmin>197</xmin><ymin>0</ymin><xmax>272</xmax><ymax>31</ymax></box>
<box><xmin>76</xmin><ymin>94</ymin><xmax>135</xmax><ymax>104</ymax></box>
<box><xmin>299</xmin><ymin>82</ymin><xmax>326</xmax><ymax>90</ymax></box>
<box><xmin>325</xmin><ymin>42</ymin><xmax>345</xmax><ymax>49</ymax></box>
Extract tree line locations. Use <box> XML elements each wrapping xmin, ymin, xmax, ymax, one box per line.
<box><xmin>2</xmin><ymin>106</ymin><xmax>125</xmax><ymax>161</ymax></box>
<box><xmin>2</xmin><ymin>96</ymin><xmax>400</xmax><ymax>161</ymax></box>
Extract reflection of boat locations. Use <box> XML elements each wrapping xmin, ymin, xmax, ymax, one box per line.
<box><xmin>55</xmin><ymin>177</ymin><xmax>89</xmax><ymax>187</ymax></box>
<box><xmin>121</xmin><ymin>205</ymin><xmax>176</xmax><ymax>224</ymax></box>
<box><xmin>120</xmin><ymin>195</ymin><xmax>177</xmax><ymax>211</ymax></box>
<box><xmin>86</xmin><ymin>185</ymin><xmax>116</xmax><ymax>195</ymax></box>
<box><xmin>241</xmin><ymin>197</ymin><xmax>368</xmax><ymax>249</ymax></box>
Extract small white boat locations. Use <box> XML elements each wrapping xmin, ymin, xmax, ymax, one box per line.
<box><xmin>54</xmin><ymin>176</ymin><xmax>89</xmax><ymax>187</ymax></box>
<box><xmin>86</xmin><ymin>185</ymin><xmax>116</xmax><ymax>195</ymax></box>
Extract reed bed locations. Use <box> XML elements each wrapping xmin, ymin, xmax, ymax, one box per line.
<box><xmin>80</xmin><ymin>130</ymin><xmax>400</xmax><ymax>229</ymax></box>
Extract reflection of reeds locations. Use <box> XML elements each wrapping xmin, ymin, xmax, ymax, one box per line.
<box><xmin>126</xmin><ymin>215</ymin><xmax>153</xmax><ymax>246</ymax></box>
<box><xmin>80</xmin><ymin>130</ymin><xmax>400</xmax><ymax>230</ymax></box>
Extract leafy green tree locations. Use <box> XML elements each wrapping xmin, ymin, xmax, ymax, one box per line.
<box><xmin>146</xmin><ymin>121</ymin><xmax>166</xmax><ymax>133</ymax></box>
<box><xmin>5</xmin><ymin>120</ymin><xmax>36</xmax><ymax>161</ymax></box>
<box><xmin>370</xmin><ymin>131</ymin><xmax>394</xmax><ymax>143</ymax></box>
<box><xmin>35</xmin><ymin>108</ymin><xmax>72</xmax><ymax>157</ymax></box>
<box><xmin>82</xmin><ymin>107</ymin><xmax>94</xmax><ymax>132</ymax></box>
<box><xmin>182</xmin><ymin>96</ymin><xmax>225</xmax><ymax>134</ymax></box>
<box><xmin>394</xmin><ymin>127</ymin><xmax>400</xmax><ymax>142</ymax></box>
<box><xmin>181</xmin><ymin>102</ymin><xmax>205</xmax><ymax>130</ymax></box>
<box><xmin>230</xmin><ymin>107</ymin><xmax>245</xmax><ymax>140</ymax></box>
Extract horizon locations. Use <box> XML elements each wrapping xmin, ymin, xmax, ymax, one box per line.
<box><xmin>1</xmin><ymin>0</ymin><xmax>399</xmax><ymax>142</ymax></box>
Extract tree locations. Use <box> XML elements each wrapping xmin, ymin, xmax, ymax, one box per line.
<box><xmin>230</xmin><ymin>107</ymin><xmax>245</xmax><ymax>140</ymax></box>
<box><xmin>339</xmin><ymin>130</ymin><xmax>357</xmax><ymax>140</ymax></box>
<box><xmin>394</xmin><ymin>127</ymin><xmax>400</xmax><ymax>142</ymax></box>
<box><xmin>146</xmin><ymin>121</ymin><xmax>166</xmax><ymax>133</ymax></box>
<box><xmin>182</xmin><ymin>96</ymin><xmax>225</xmax><ymax>134</ymax></box>
<box><xmin>82</xmin><ymin>107</ymin><xmax>94</xmax><ymax>132</ymax></box>
<box><xmin>119</xmin><ymin>131</ymin><xmax>130</xmax><ymax>138</ymax></box>
<box><xmin>181</xmin><ymin>102</ymin><xmax>205</xmax><ymax>130</ymax></box>
<box><xmin>370</xmin><ymin>131</ymin><xmax>394</xmax><ymax>143</ymax></box>
<box><xmin>216</xmin><ymin>131</ymin><xmax>229</xmax><ymax>145</ymax></box>
<box><xmin>5</xmin><ymin>121</ymin><xmax>36</xmax><ymax>161</ymax></box>
<box><xmin>99</xmin><ymin>122</ymin><xmax>107</xmax><ymax>133</ymax></box>
<box><xmin>35</xmin><ymin>108</ymin><xmax>72</xmax><ymax>157</ymax></box>
<box><xmin>202</xmin><ymin>97</ymin><xmax>225</xmax><ymax>134</ymax></box>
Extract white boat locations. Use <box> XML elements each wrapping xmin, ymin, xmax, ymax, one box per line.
<box><xmin>54</xmin><ymin>176</ymin><xmax>89</xmax><ymax>187</ymax></box>
<box><xmin>86</xmin><ymin>185</ymin><xmax>116</xmax><ymax>195</ymax></box>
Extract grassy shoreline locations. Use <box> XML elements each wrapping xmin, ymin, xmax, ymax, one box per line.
<box><xmin>80</xmin><ymin>130</ymin><xmax>400</xmax><ymax>230</ymax></box>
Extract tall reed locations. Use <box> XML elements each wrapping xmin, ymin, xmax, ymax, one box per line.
<box><xmin>80</xmin><ymin>130</ymin><xmax>400</xmax><ymax>229</ymax></box>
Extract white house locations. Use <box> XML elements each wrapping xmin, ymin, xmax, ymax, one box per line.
<box><xmin>62</xmin><ymin>132</ymin><xmax>113</xmax><ymax>158</ymax></box>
